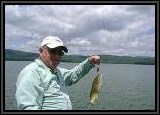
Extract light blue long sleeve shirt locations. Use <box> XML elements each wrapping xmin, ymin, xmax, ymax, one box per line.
<box><xmin>15</xmin><ymin>58</ymin><xmax>94</xmax><ymax>110</ymax></box>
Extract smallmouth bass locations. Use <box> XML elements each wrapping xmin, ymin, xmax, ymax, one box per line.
<box><xmin>89</xmin><ymin>67</ymin><xmax>102</xmax><ymax>105</ymax></box>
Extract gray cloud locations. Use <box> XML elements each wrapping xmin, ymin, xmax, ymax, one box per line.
<box><xmin>5</xmin><ymin>5</ymin><xmax>155</xmax><ymax>57</ymax></box>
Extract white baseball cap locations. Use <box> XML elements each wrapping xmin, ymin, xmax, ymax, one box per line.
<box><xmin>41</xmin><ymin>36</ymin><xmax>68</xmax><ymax>53</ymax></box>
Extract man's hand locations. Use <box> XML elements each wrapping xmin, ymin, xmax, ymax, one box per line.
<box><xmin>88</xmin><ymin>55</ymin><xmax>100</xmax><ymax>65</ymax></box>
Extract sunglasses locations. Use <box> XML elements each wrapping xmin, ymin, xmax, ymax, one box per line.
<box><xmin>47</xmin><ymin>48</ymin><xmax>64</xmax><ymax>56</ymax></box>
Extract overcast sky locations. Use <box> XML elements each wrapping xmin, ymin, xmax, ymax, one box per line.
<box><xmin>5</xmin><ymin>5</ymin><xmax>155</xmax><ymax>57</ymax></box>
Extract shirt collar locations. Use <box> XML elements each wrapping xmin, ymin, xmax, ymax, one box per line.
<box><xmin>35</xmin><ymin>58</ymin><xmax>58</xmax><ymax>74</ymax></box>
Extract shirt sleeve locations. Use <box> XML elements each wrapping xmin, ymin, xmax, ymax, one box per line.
<box><xmin>62</xmin><ymin>58</ymin><xmax>95</xmax><ymax>86</ymax></box>
<box><xmin>15</xmin><ymin>67</ymin><xmax>44</xmax><ymax>110</ymax></box>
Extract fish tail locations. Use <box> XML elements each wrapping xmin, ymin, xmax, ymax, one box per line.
<box><xmin>87</xmin><ymin>101</ymin><xmax>95</xmax><ymax>106</ymax></box>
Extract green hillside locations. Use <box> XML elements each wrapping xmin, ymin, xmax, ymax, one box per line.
<box><xmin>5</xmin><ymin>49</ymin><xmax>155</xmax><ymax>65</ymax></box>
<box><xmin>5</xmin><ymin>49</ymin><xmax>38</xmax><ymax>61</ymax></box>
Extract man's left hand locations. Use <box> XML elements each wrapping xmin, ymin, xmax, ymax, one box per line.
<box><xmin>88</xmin><ymin>55</ymin><xmax>100</xmax><ymax>65</ymax></box>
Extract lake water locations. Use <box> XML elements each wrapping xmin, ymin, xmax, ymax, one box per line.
<box><xmin>5</xmin><ymin>61</ymin><xmax>155</xmax><ymax>110</ymax></box>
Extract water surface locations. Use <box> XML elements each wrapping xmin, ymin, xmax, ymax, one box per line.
<box><xmin>5</xmin><ymin>61</ymin><xmax>155</xmax><ymax>110</ymax></box>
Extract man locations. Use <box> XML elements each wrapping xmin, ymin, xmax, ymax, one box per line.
<box><xmin>15</xmin><ymin>36</ymin><xmax>100</xmax><ymax>110</ymax></box>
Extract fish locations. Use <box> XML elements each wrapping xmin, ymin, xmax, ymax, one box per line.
<box><xmin>89</xmin><ymin>67</ymin><xmax>102</xmax><ymax>105</ymax></box>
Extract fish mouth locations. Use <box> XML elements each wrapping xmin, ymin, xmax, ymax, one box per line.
<box><xmin>98</xmin><ymin>74</ymin><xmax>102</xmax><ymax>79</ymax></box>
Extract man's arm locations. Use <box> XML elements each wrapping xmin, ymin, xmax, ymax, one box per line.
<box><xmin>62</xmin><ymin>55</ymin><xmax>100</xmax><ymax>86</ymax></box>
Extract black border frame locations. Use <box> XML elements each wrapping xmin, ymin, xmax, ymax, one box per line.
<box><xmin>1</xmin><ymin>0</ymin><xmax>159</xmax><ymax>114</ymax></box>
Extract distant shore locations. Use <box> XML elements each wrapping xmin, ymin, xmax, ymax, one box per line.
<box><xmin>5</xmin><ymin>49</ymin><xmax>155</xmax><ymax>65</ymax></box>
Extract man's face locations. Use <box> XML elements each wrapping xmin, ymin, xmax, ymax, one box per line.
<box><xmin>39</xmin><ymin>46</ymin><xmax>64</xmax><ymax>69</ymax></box>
